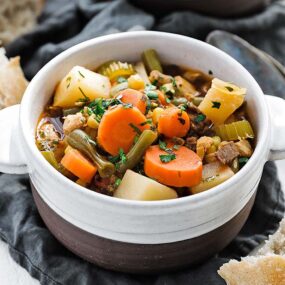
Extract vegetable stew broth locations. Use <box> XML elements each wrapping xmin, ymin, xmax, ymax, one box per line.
<box><xmin>36</xmin><ymin>49</ymin><xmax>255</xmax><ymax>201</ymax></box>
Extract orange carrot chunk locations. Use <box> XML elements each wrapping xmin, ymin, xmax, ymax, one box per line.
<box><xmin>157</xmin><ymin>107</ymin><xmax>190</xmax><ymax>138</ymax></box>
<box><xmin>117</xmin><ymin>89</ymin><xmax>147</xmax><ymax>114</ymax></box>
<box><xmin>97</xmin><ymin>105</ymin><xmax>150</xmax><ymax>156</ymax></box>
<box><xmin>61</xmin><ymin>148</ymin><xmax>97</xmax><ymax>183</ymax></box>
<box><xmin>144</xmin><ymin>145</ymin><xmax>202</xmax><ymax>187</ymax></box>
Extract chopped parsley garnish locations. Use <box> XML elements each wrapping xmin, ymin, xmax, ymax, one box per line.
<box><xmin>119</xmin><ymin>148</ymin><xmax>127</xmax><ymax>164</ymax></box>
<box><xmin>117</xmin><ymin>76</ymin><xmax>127</xmax><ymax>83</ymax></box>
<box><xmin>140</xmin><ymin>119</ymin><xmax>152</xmax><ymax>126</ymax></box>
<box><xmin>194</xmin><ymin>114</ymin><xmax>206</xmax><ymax>123</ymax></box>
<box><xmin>160</xmin><ymin>153</ymin><xmax>176</xmax><ymax>163</ymax></box>
<box><xmin>212</xmin><ymin>101</ymin><xmax>221</xmax><ymax>109</ymax></box>
<box><xmin>129</xmin><ymin>123</ymin><xmax>142</xmax><ymax>134</ymax></box>
<box><xmin>171</xmin><ymin>78</ymin><xmax>177</xmax><ymax>87</ymax></box>
<box><xmin>159</xmin><ymin>140</ymin><xmax>175</xmax><ymax>154</ymax></box>
<box><xmin>78</xmin><ymin>71</ymin><xmax>85</xmax><ymax>78</ymax></box>
<box><xmin>66</xmin><ymin>76</ymin><xmax>71</xmax><ymax>88</ymax></box>
<box><xmin>114</xmin><ymin>178</ymin><xmax>122</xmax><ymax>188</ymax></box>
<box><xmin>159</xmin><ymin>140</ymin><xmax>167</xmax><ymax>151</ymax></box>
<box><xmin>225</xmin><ymin>86</ymin><xmax>234</xmax><ymax>92</ymax></box>
<box><xmin>78</xmin><ymin>87</ymin><xmax>90</xmax><ymax>102</ymax></box>
<box><xmin>152</xmin><ymin>79</ymin><xmax>158</xmax><ymax>86</ymax></box>
<box><xmin>146</xmin><ymin>91</ymin><xmax>158</xmax><ymax>100</ymax></box>
<box><xmin>110</xmin><ymin>148</ymin><xmax>128</xmax><ymax>167</ymax></box>
<box><xmin>239</xmin><ymin>157</ymin><xmax>249</xmax><ymax>168</ymax></box>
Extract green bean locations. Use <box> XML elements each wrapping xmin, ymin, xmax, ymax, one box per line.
<box><xmin>117</xmin><ymin>130</ymin><xmax>157</xmax><ymax>173</ymax></box>
<box><xmin>172</xmin><ymin>97</ymin><xmax>188</xmax><ymax>106</ymax></box>
<box><xmin>66</xmin><ymin>129</ymin><xmax>115</xmax><ymax>178</ymax></box>
<box><xmin>63</xmin><ymin>107</ymin><xmax>82</xmax><ymax>116</ymax></box>
<box><xmin>142</xmin><ymin>49</ymin><xmax>163</xmax><ymax>73</ymax></box>
<box><xmin>41</xmin><ymin>151</ymin><xmax>59</xmax><ymax>170</ymax></box>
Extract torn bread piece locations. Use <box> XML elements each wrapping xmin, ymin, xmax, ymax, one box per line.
<box><xmin>218</xmin><ymin>218</ymin><xmax>285</xmax><ymax>285</ymax></box>
<box><xmin>0</xmin><ymin>48</ymin><xmax>28</xmax><ymax>109</ymax></box>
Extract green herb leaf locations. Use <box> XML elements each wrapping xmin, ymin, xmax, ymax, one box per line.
<box><xmin>159</xmin><ymin>140</ymin><xmax>167</xmax><ymax>151</ymax></box>
<box><xmin>211</xmin><ymin>101</ymin><xmax>221</xmax><ymax>109</ymax></box>
<box><xmin>194</xmin><ymin>114</ymin><xmax>206</xmax><ymax>123</ymax></box>
<box><xmin>78</xmin><ymin>70</ymin><xmax>85</xmax><ymax>78</ymax></box>
<box><xmin>129</xmin><ymin>123</ymin><xmax>142</xmax><ymax>134</ymax></box>
<box><xmin>114</xmin><ymin>178</ymin><xmax>122</xmax><ymax>188</ymax></box>
<box><xmin>225</xmin><ymin>86</ymin><xmax>234</xmax><ymax>92</ymax></box>
<box><xmin>117</xmin><ymin>76</ymin><xmax>127</xmax><ymax>83</ymax></box>
<box><xmin>119</xmin><ymin>148</ymin><xmax>127</xmax><ymax>164</ymax></box>
<box><xmin>151</xmin><ymin>79</ymin><xmax>158</xmax><ymax>86</ymax></box>
<box><xmin>171</xmin><ymin>78</ymin><xmax>177</xmax><ymax>87</ymax></box>
<box><xmin>159</xmin><ymin>153</ymin><xmax>176</xmax><ymax>163</ymax></box>
<box><xmin>78</xmin><ymin>87</ymin><xmax>90</xmax><ymax>103</ymax></box>
<box><xmin>66</xmin><ymin>76</ymin><xmax>72</xmax><ymax>88</ymax></box>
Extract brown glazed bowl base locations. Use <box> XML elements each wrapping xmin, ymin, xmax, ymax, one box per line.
<box><xmin>31</xmin><ymin>184</ymin><xmax>255</xmax><ymax>274</ymax></box>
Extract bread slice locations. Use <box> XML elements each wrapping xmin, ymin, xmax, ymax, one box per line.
<box><xmin>218</xmin><ymin>218</ymin><xmax>285</xmax><ymax>285</ymax></box>
<box><xmin>0</xmin><ymin>0</ymin><xmax>45</xmax><ymax>45</ymax></box>
<box><xmin>0</xmin><ymin>48</ymin><xmax>28</xmax><ymax>109</ymax></box>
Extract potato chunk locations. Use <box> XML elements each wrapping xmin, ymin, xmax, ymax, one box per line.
<box><xmin>191</xmin><ymin>161</ymin><xmax>234</xmax><ymax>194</ymax></box>
<box><xmin>198</xmin><ymin>78</ymin><xmax>245</xmax><ymax>125</ymax></box>
<box><xmin>114</xmin><ymin>170</ymin><xmax>178</xmax><ymax>201</ymax></box>
<box><xmin>53</xmin><ymin>66</ymin><xmax>111</xmax><ymax>108</ymax></box>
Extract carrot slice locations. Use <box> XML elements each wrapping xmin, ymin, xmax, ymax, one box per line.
<box><xmin>97</xmin><ymin>105</ymin><xmax>150</xmax><ymax>155</ymax></box>
<box><xmin>144</xmin><ymin>145</ymin><xmax>202</xmax><ymax>187</ymax></box>
<box><xmin>61</xmin><ymin>148</ymin><xmax>97</xmax><ymax>183</ymax></box>
<box><xmin>117</xmin><ymin>89</ymin><xmax>147</xmax><ymax>114</ymax></box>
<box><xmin>157</xmin><ymin>107</ymin><xmax>190</xmax><ymax>138</ymax></box>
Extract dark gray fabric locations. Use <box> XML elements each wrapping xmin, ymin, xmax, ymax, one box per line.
<box><xmin>1</xmin><ymin>0</ymin><xmax>285</xmax><ymax>284</ymax></box>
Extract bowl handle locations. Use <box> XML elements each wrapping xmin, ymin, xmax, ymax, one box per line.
<box><xmin>0</xmin><ymin>105</ymin><xmax>28</xmax><ymax>174</ymax></box>
<box><xmin>266</xmin><ymin>95</ymin><xmax>285</xmax><ymax>161</ymax></box>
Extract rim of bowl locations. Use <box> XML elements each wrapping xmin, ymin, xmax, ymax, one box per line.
<box><xmin>20</xmin><ymin>31</ymin><xmax>270</xmax><ymax>208</ymax></box>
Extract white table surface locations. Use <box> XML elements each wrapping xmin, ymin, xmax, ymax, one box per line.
<box><xmin>1</xmin><ymin>161</ymin><xmax>285</xmax><ymax>285</ymax></box>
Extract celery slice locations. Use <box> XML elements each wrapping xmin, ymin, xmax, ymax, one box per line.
<box><xmin>215</xmin><ymin>120</ymin><xmax>254</xmax><ymax>141</ymax></box>
<box><xmin>142</xmin><ymin>49</ymin><xmax>163</xmax><ymax>73</ymax></box>
<box><xmin>97</xmin><ymin>61</ymin><xmax>135</xmax><ymax>81</ymax></box>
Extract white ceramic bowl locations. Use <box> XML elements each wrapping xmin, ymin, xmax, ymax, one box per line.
<box><xmin>0</xmin><ymin>31</ymin><xmax>284</xmax><ymax>273</ymax></box>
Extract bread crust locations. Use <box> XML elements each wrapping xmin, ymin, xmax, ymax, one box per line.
<box><xmin>219</xmin><ymin>255</ymin><xmax>285</xmax><ymax>285</ymax></box>
<box><xmin>219</xmin><ymin>219</ymin><xmax>285</xmax><ymax>285</ymax></box>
